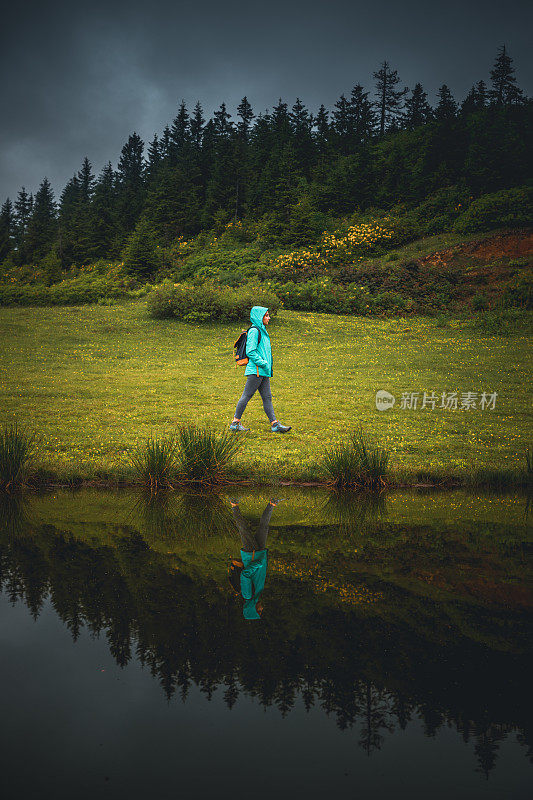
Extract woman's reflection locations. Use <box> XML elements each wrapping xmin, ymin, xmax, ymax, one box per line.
<box><xmin>228</xmin><ymin>498</ymin><xmax>282</xmax><ymax>620</ymax></box>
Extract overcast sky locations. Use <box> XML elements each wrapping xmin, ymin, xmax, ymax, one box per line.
<box><xmin>1</xmin><ymin>0</ymin><xmax>531</xmax><ymax>208</ymax></box>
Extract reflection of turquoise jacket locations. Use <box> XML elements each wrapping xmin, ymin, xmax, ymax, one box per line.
<box><xmin>240</xmin><ymin>548</ymin><xmax>267</xmax><ymax>620</ymax></box>
<box><xmin>244</xmin><ymin>306</ymin><xmax>273</xmax><ymax>378</ymax></box>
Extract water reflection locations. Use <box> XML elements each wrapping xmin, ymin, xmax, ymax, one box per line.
<box><xmin>229</xmin><ymin>498</ymin><xmax>279</xmax><ymax>619</ymax></box>
<box><xmin>0</xmin><ymin>488</ymin><xmax>531</xmax><ymax>783</ymax></box>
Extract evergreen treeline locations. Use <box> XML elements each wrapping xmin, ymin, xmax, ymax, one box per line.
<box><xmin>1</xmin><ymin>45</ymin><xmax>531</xmax><ymax>269</ymax></box>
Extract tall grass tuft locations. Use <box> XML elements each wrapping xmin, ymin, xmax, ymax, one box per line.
<box><xmin>322</xmin><ymin>425</ymin><xmax>390</xmax><ymax>490</ymax></box>
<box><xmin>128</xmin><ymin>433</ymin><xmax>179</xmax><ymax>491</ymax></box>
<box><xmin>175</xmin><ymin>423</ymin><xmax>243</xmax><ymax>484</ymax></box>
<box><xmin>0</xmin><ymin>423</ymin><xmax>36</xmax><ymax>490</ymax></box>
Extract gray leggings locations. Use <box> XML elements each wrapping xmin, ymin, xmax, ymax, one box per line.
<box><xmin>235</xmin><ymin>376</ymin><xmax>276</xmax><ymax>422</ymax></box>
<box><xmin>232</xmin><ymin>503</ymin><xmax>274</xmax><ymax>551</ymax></box>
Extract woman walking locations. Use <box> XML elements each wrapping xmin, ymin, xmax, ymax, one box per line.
<box><xmin>230</xmin><ymin>305</ymin><xmax>291</xmax><ymax>433</ymax></box>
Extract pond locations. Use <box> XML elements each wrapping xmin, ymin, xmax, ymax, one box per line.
<box><xmin>0</xmin><ymin>487</ymin><xmax>531</xmax><ymax>799</ymax></box>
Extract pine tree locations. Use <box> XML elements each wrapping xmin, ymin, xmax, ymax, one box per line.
<box><xmin>0</xmin><ymin>199</ymin><xmax>14</xmax><ymax>261</ymax></box>
<box><xmin>373</xmin><ymin>61</ymin><xmax>409</xmax><ymax>137</ymax></box>
<box><xmin>313</xmin><ymin>104</ymin><xmax>331</xmax><ymax>154</ymax></box>
<box><xmin>144</xmin><ymin>161</ymin><xmax>202</xmax><ymax>240</ymax></box>
<box><xmin>170</xmin><ymin>100</ymin><xmax>191</xmax><ymax>163</ymax></box>
<box><xmin>404</xmin><ymin>83</ymin><xmax>434</xmax><ymax>128</ymax></box>
<box><xmin>190</xmin><ymin>101</ymin><xmax>205</xmax><ymax>152</ymax></box>
<box><xmin>237</xmin><ymin>96</ymin><xmax>255</xmax><ymax>141</ymax></box>
<box><xmin>331</xmin><ymin>93</ymin><xmax>353</xmax><ymax>154</ymax></box>
<box><xmin>204</xmin><ymin>104</ymin><xmax>237</xmax><ymax>224</ymax></box>
<box><xmin>271</xmin><ymin>98</ymin><xmax>292</xmax><ymax>146</ymax></box>
<box><xmin>350</xmin><ymin>83</ymin><xmax>378</xmax><ymax>144</ymax></box>
<box><xmin>489</xmin><ymin>45</ymin><xmax>524</xmax><ymax>106</ymax></box>
<box><xmin>213</xmin><ymin>102</ymin><xmax>234</xmax><ymax>139</ymax></box>
<box><xmin>92</xmin><ymin>162</ymin><xmax>120</xmax><ymax>258</ymax></box>
<box><xmin>235</xmin><ymin>97</ymin><xmax>255</xmax><ymax>221</ymax></box>
<box><xmin>57</xmin><ymin>175</ymin><xmax>81</xmax><ymax>266</ymax></box>
<box><xmin>116</xmin><ymin>132</ymin><xmax>146</xmax><ymax>232</ymax></box>
<box><xmin>77</xmin><ymin>156</ymin><xmax>96</xmax><ymax>203</ymax></box>
<box><xmin>290</xmin><ymin>97</ymin><xmax>314</xmax><ymax>172</ymax></box>
<box><xmin>71</xmin><ymin>156</ymin><xmax>99</xmax><ymax>264</ymax></box>
<box><xmin>26</xmin><ymin>177</ymin><xmax>57</xmax><ymax>262</ymax></box>
<box><xmin>435</xmin><ymin>85</ymin><xmax>458</xmax><ymax>121</ymax></box>
<box><xmin>461</xmin><ymin>80</ymin><xmax>488</xmax><ymax>115</ymax></box>
<box><xmin>13</xmin><ymin>187</ymin><xmax>33</xmax><ymax>264</ymax></box>
<box><xmin>160</xmin><ymin>125</ymin><xmax>172</xmax><ymax>161</ymax></box>
<box><xmin>146</xmin><ymin>134</ymin><xmax>162</xmax><ymax>183</ymax></box>
<box><xmin>122</xmin><ymin>218</ymin><xmax>161</xmax><ymax>280</ymax></box>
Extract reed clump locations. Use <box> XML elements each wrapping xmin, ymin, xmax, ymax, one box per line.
<box><xmin>0</xmin><ymin>423</ymin><xmax>37</xmax><ymax>490</ymax></box>
<box><xmin>175</xmin><ymin>423</ymin><xmax>244</xmax><ymax>484</ymax></box>
<box><xmin>128</xmin><ymin>433</ymin><xmax>179</xmax><ymax>491</ymax></box>
<box><xmin>322</xmin><ymin>425</ymin><xmax>390</xmax><ymax>490</ymax></box>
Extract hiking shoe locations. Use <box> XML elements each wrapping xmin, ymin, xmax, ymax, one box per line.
<box><xmin>230</xmin><ymin>422</ymin><xmax>249</xmax><ymax>431</ymax></box>
<box><xmin>271</xmin><ymin>422</ymin><xmax>291</xmax><ymax>433</ymax></box>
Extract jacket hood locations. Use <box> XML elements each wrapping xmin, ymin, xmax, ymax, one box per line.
<box><xmin>243</xmin><ymin>598</ymin><xmax>262</xmax><ymax>620</ymax></box>
<box><xmin>250</xmin><ymin>305</ymin><xmax>269</xmax><ymax>333</ymax></box>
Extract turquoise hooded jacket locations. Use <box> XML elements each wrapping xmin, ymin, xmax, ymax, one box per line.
<box><xmin>244</xmin><ymin>306</ymin><xmax>273</xmax><ymax>378</ymax></box>
<box><xmin>240</xmin><ymin>548</ymin><xmax>268</xmax><ymax>620</ymax></box>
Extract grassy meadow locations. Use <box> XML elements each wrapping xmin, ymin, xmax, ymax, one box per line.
<box><xmin>0</xmin><ymin>298</ymin><xmax>531</xmax><ymax>485</ymax></box>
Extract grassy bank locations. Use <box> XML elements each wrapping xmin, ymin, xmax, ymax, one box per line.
<box><xmin>0</xmin><ymin>300</ymin><xmax>531</xmax><ymax>486</ymax></box>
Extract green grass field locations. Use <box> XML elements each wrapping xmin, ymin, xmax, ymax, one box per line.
<box><xmin>0</xmin><ymin>300</ymin><xmax>531</xmax><ymax>484</ymax></box>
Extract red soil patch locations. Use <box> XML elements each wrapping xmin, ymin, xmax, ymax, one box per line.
<box><xmin>419</xmin><ymin>228</ymin><xmax>533</xmax><ymax>269</ymax></box>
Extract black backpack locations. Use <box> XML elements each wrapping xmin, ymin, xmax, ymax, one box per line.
<box><xmin>233</xmin><ymin>325</ymin><xmax>261</xmax><ymax>367</ymax></box>
<box><xmin>228</xmin><ymin>558</ymin><xmax>244</xmax><ymax>593</ymax></box>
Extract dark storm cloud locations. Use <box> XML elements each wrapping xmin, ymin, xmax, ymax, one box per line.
<box><xmin>1</xmin><ymin>0</ymin><xmax>532</xmax><ymax>207</ymax></box>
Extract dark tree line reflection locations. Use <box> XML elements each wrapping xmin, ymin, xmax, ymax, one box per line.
<box><xmin>0</xmin><ymin>520</ymin><xmax>532</xmax><ymax>779</ymax></box>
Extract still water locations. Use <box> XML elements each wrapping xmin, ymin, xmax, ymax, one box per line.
<box><xmin>0</xmin><ymin>487</ymin><xmax>531</xmax><ymax>799</ymax></box>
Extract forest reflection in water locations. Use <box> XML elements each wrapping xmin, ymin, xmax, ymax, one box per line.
<box><xmin>0</xmin><ymin>486</ymin><xmax>531</xmax><ymax>789</ymax></box>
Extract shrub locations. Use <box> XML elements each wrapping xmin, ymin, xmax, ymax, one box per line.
<box><xmin>40</xmin><ymin>249</ymin><xmax>63</xmax><ymax>285</ymax></box>
<box><xmin>177</xmin><ymin>247</ymin><xmax>261</xmax><ymax>283</ymax></box>
<box><xmin>322</xmin><ymin>426</ymin><xmax>390</xmax><ymax>489</ymax></box>
<box><xmin>272</xmin><ymin>279</ymin><xmax>371</xmax><ymax>315</ymax></box>
<box><xmin>472</xmin><ymin>292</ymin><xmax>488</xmax><ymax>311</ymax></box>
<box><xmin>503</xmin><ymin>269</ymin><xmax>533</xmax><ymax>309</ymax></box>
<box><xmin>0</xmin><ymin>263</ymin><xmax>137</xmax><ymax>307</ymax></box>
<box><xmin>453</xmin><ymin>186</ymin><xmax>533</xmax><ymax>234</ymax></box>
<box><xmin>128</xmin><ymin>433</ymin><xmax>179</xmax><ymax>490</ymax></box>
<box><xmin>469</xmin><ymin>308</ymin><xmax>533</xmax><ymax>335</ymax></box>
<box><xmin>175</xmin><ymin>423</ymin><xmax>243</xmax><ymax>483</ymax></box>
<box><xmin>0</xmin><ymin>423</ymin><xmax>37</xmax><ymax>489</ymax></box>
<box><xmin>147</xmin><ymin>281</ymin><xmax>280</xmax><ymax>322</ymax></box>
<box><xmin>412</xmin><ymin>185</ymin><xmax>473</xmax><ymax>234</ymax></box>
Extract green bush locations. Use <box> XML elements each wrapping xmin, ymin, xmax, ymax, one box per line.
<box><xmin>0</xmin><ymin>265</ymin><xmax>137</xmax><ymax>307</ymax></box>
<box><xmin>271</xmin><ymin>278</ymin><xmax>372</xmax><ymax>315</ymax></box>
<box><xmin>472</xmin><ymin>292</ymin><xmax>489</xmax><ymax>311</ymax></box>
<box><xmin>147</xmin><ymin>280</ymin><xmax>281</xmax><ymax>322</ymax></box>
<box><xmin>469</xmin><ymin>308</ymin><xmax>533</xmax><ymax>335</ymax></box>
<box><xmin>412</xmin><ymin>185</ymin><xmax>473</xmax><ymax>234</ymax></box>
<box><xmin>503</xmin><ymin>269</ymin><xmax>533</xmax><ymax>309</ymax></box>
<box><xmin>177</xmin><ymin>246</ymin><xmax>262</xmax><ymax>283</ymax></box>
<box><xmin>453</xmin><ymin>186</ymin><xmax>533</xmax><ymax>234</ymax></box>
<box><xmin>40</xmin><ymin>249</ymin><xmax>63</xmax><ymax>285</ymax></box>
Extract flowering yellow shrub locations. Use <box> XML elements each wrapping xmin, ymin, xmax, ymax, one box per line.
<box><xmin>263</xmin><ymin>221</ymin><xmax>395</xmax><ymax>281</ymax></box>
